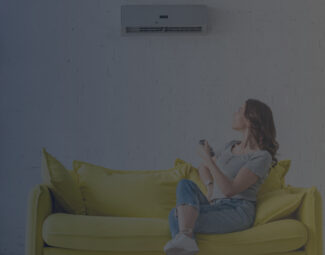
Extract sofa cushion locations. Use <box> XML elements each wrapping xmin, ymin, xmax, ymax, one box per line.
<box><xmin>42</xmin><ymin>213</ymin><xmax>170</xmax><ymax>251</ymax></box>
<box><xmin>257</xmin><ymin>159</ymin><xmax>291</xmax><ymax>198</ymax></box>
<box><xmin>287</xmin><ymin>185</ymin><xmax>323</xmax><ymax>255</ymax></box>
<box><xmin>72</xmin><ymin>159</ymin><xmax>193</xmax><ymax>218</ymax></box>
<box><xmin>41</xmin><ymin>148</ymin><xmax>86</xmax><ymax>215</ymax></box>
<box><xmin>174</xmin><ymin>158</ymin><xmax>208</xmax><ymax>195</ymax></box>
<box><xmin>254</xmin><ymin>187</ymin><xmax>306</xmax><ymax>226</ymax></box>
<box><xmin>42</xmin><ymin>248</ymin><xmax>307</xmax><ymax>255</ymax></box>
<box><xmin>42</xmin><ymin>213</ymin><xmax>307</xmax><ymax>254</ymax></box>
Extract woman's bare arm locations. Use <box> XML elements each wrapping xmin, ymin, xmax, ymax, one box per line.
<box><xmin>198</xmin><ymin>163</ymin><xmax>214</xmax><ymax>185</ymax></box>
<box><xmin>198</xmin><ymin>155</ymin><xmax>216</xmax><ymax>184</ymax></box>
<box><xmin>198</xmin><ymin>158</ymin><xmax>216</xmax><ymax>203</ymax></box>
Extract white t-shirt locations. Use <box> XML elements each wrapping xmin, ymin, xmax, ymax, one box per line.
<box><xmin>210</xmin><ymin>139</ymin><xmax>273</xmax><ymax>202</ymax></box>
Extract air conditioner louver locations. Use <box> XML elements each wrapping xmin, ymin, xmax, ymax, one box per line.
<box><xmin>126</xmin><ymin>26</ymin><xmax>203</xmax><ymax>33</ymax></box>
<box><xmin>121</xmin><ymin>5</ymin><xmax>208</xmax><ymax>35</ymax></box>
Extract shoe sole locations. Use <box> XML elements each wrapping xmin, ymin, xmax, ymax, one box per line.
<box><xmin>165</xmin><ymin>247</ymin><xmax>199</xmax><ymax>255</ymax></box>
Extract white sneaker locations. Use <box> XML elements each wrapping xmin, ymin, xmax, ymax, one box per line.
<box><xmin>164</xmin><ymin>232</ymin><xmax>199</xmax><ymax>255</ymax></box>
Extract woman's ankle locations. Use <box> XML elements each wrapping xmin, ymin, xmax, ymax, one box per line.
<box><xmin>180</xmin><ymin>228</ymin><xmax>194</xmax><ymax>238</ymax></box>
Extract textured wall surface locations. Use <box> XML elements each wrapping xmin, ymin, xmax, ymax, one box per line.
<box><xmin>1</xmin><ymin>0</ymin><xmax>324</xmax><ymax>254</ymax></box>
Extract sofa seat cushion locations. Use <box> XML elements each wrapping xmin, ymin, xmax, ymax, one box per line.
<box><xmin>43</xmin><ymin>213</ymin><xmax>170</xmax><ymax>251</ymax></box>
<box><xmin>42</xmin><ymin>213</ymin><xmax>307</xmax><ymax>254</ymax></box>
<box><xmin>43</xmin><ymin>247</ymin><xmax>307</xmax><ymax>255</ymax></box>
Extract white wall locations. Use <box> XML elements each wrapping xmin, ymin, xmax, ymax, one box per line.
<box><xmin>1</xmin><ymin>0</ymin><xmax>324</xmax><ymax>254</ymax></box>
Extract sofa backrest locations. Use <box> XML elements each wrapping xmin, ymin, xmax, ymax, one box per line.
<box><xmin>72</xmin><ymin>158</ymin><xmax>203</xmax><ymax>218</ymax></box>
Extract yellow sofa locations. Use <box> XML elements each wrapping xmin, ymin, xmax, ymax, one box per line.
<box><xmin>25</xmin><ymin>156</ymin><xmax>323</xmax><ymax>255</ymax></box>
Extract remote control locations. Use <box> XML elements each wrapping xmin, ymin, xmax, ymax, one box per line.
<box><xmin>199</xmin><ymin>139</ymin><xmax>215</xmax><ymax>157</ymax></box>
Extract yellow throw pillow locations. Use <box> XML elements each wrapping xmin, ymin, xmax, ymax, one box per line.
<box><xmin>73</xmin><ymin>159</ymin><xmax>193</xmax><ymax>218</ymax></box>
<box><xmin>254</xmin><ymin>187</ymin><xmax>306</xmax><ymax>226</ymax></box>
<box><xmin>41</xmin><ymin>148</ymin><xmax>86</xmax><ymax>215</ymax></box>
<box><xmin>174</xmin><ymin>158</ymin><xmax>207</xmax><ymax>195</ymax></box>
<box><xmin>257</xmin><ymin>160</ymin><xmax>291</xmax><ymax>198</ymax></box>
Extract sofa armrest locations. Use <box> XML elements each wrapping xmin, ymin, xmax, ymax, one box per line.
<box><xmin>294</xmin><ymin>185</ymin><xmax>323</xmax><ymax>255</ymax></box>
<box><xmin>25</xmin><ymin>184</ymin><xmax>53</xmax><ymax>255</ymax></box>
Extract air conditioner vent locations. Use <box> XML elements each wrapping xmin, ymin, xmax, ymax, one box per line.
<box><xmin>121</xmin><ymin>5</ymin><xmax>208</xmax><ymax>35</ymax></box>
<box><xmin>126</xmin><ymin>26</ymin><xmax>203</xmax><ymax>33</ymax></box>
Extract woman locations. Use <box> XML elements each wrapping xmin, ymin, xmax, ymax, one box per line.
<box><xmin>163</xmin><ymin>98</ymin><xmax>279</xmax><ymax>255</ymax></box>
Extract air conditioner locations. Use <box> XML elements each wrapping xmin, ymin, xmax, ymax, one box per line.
<box><xmin>121</xmin><ymin>5</ymin><xmax>208</xmax><ymax>35</ymax></box>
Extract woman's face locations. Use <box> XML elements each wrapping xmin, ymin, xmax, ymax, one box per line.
<box><xmin>232</xmin><ymin>102</ymin><xmax>249</xmax><ymax>131</ymax></box>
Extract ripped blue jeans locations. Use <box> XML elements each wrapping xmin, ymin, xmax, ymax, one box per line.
<box><xmin>168</xmin><ymin>179</ymin><xmax>256</xmax><ymax>240</ymax></box>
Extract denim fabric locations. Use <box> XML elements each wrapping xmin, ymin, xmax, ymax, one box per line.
<box><xmin>168</xmin><ymin>179</ymin><xmax>256</xmax><ymax>240</ymax></box>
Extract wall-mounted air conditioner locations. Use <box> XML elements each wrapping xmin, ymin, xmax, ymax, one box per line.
<box><xmin>121</xmin><ymin>5</ymin><xmax>208</xmax><ymax>36</ymax></box>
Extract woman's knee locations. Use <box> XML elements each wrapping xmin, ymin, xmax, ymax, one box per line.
<box><xmin>177</xmin><ymin>178</ymin><xmax>195</xmax><ymax>190</ymax></box>
<box><xmin>176</xmin><ymin>179</ymin><xmax>200</xmax><ymax>199</ymax></box>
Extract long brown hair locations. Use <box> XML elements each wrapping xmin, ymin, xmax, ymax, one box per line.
<box><xmin>244</xmin><ymin>98</ymin><xmax>279</xmax><ymax>168</ymax></box>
